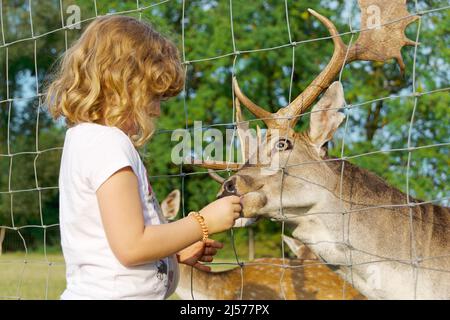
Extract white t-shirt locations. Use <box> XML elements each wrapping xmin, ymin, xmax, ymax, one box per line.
<box><xmin>59</xmin><ymin>122</ymin><xmax>179</xmax><ymax>300</ymax></box>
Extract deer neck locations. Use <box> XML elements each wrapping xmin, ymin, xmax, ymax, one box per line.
<box><xmin>290</xmin><ymin>159</ymin><xmax>450</xmax><ymax>299</ymax></box>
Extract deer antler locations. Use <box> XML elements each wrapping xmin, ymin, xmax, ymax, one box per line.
<box><xmin>234</xmin><ymin>0</ymin><xmax>419</xmax><ymax>128</ymax></box>
<box><xmin>191</xmin><ymin>98</ymin><xmax>259</xmax><ymax>170</ymax></box>
<box><xmin>274</xmin><ymin>8</ymin><xmax>349</xmax><ymax>128</ymax></box>
<box><xmin>351</xmin><ymin>0</ymin><xmax>419</xmax><ymax>71</ymax></box>
<box><xmin>189</xmin><ymin>0</ymin><xmax>419</xmax><ymax>170</ymax></box>
<box><xmin>208</xmin><ymin>169</ymin><xmax>226</xmax><ymax>184</ymax></box>
<box><xmin>185</xmin><ymin>157</ymin><xmax>242</xmax><ymax>170</ymax></box>
<box><xmin>233</xmin><ymin>77</ymin><xmax>275</xmax><ymax>128</ymax></box>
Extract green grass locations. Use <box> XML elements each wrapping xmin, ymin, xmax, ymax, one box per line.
<box><xmin>0</xmin><ymin>251</ymin><xmax>66</xmax><ymax>300</ymax></box>
<box><xmin>0</xmin><ymin>251</ymin><xmax>241</xmax><ymax>300</ymax></box>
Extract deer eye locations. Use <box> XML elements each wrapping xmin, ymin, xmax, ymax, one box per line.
<box><xmin>274</xmin><ymin>139</ymin><xmax>292</xmax><ymax>151</ymax></box>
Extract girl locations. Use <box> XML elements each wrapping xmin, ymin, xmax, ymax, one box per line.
<box><xmin>45</xmin><ymin>15</ymin><xmax>241</xmax><ymax>300</ymax></box>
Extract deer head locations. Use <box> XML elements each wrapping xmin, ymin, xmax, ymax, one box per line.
<box><xmin>218</xmin><ymin>81</ymin><xmax>349</xmax><ymax>219</ymax></box>
<box><xmin>190</xmin><ymin>0</ymin><xmax>419</xmax><ymax>219</ymax></box>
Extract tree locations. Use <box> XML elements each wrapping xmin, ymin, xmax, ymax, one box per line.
<box><xmin>0</xmin><ymin>0</ymin><xmax>448</xmax><ymax>252</ymax></box>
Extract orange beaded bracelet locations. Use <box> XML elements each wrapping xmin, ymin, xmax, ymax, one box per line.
<box><xmin>189</xmin><ymin>211</ymin><xmax>209</xmax><ymax>242</ymax></box>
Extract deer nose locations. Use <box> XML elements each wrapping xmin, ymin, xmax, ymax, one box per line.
<box><xmin>224</xmin><ymin>179</ymin><xmax>236</xmax><ymax>194</ymax></box>
<box><xmin>218</xmin><ymin>177</ymin><xmax>237</xmax><ymax>198</ymax></box>
<box><xmin>218</xmin><ymin>175</ymin><xmax>258</xmax><ymax>198</ymax></box>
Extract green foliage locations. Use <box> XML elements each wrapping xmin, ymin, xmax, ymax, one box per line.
<box><xmin>0</xmin><ymin>0</ymin><xmax>448</xmax><ymax>253</ymax></box>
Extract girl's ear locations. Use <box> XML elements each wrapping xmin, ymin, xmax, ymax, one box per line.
<box><xmin>308</xmin><ymin>81</ymin><xmax>346</xmax><ymax>156</ymax></box>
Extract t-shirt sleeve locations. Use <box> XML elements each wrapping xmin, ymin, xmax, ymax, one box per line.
<box><xmin>84</xmin><ymin>129</ymin><xmax>137</xmax><ymax>192</ymax></box>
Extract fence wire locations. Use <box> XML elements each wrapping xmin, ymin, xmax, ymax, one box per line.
<box><xmin>0</xmin><ymin>0</ymin><xmax>449</xmax><ymax>300</ymax></box>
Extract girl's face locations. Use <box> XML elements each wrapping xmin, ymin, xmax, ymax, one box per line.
<box><xmin>150</xmin><ymin>99</ymin><xmax>161</xmax><ymax>117</ymax></box>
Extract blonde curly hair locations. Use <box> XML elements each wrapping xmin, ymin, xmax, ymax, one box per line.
<box><xmin>45</xmin><ymin>15</ymin><xmax>184</xmax><ymax>147</ymax></box>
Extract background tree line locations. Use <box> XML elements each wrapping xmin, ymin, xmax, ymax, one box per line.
<box><xmin>0</xmin><ymin>0</ymin><xmax>448</xmax><ymax>257</ymax></box>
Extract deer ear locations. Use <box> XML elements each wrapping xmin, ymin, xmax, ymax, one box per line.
<box><xmin>308</xmin><ymin>81</ymin><xmax>345</xmax><ymax>155</ymax></box>
<box><xmin>161</xmin><ymin>189</ymin><xmax>180</xmax><ymax>221</ymax></box>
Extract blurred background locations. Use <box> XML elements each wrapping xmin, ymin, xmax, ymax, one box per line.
<box><xmin>0</xmin><ymin>0</ymin><xmax>448</xmax><ymax>299</ymax></box>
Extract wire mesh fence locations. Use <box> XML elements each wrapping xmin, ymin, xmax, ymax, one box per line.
<box><xmin>0</xmin><ymin>0</ymin><xmax>449</xmax><ymax>300</ymax></box>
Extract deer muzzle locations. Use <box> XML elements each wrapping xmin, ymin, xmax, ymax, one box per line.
<box><xmin>218</xmin><ymin>175</ymin><xmax>267</xmax><ymax>218</ymax></box>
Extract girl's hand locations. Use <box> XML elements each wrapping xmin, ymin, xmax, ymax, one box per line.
<box><xmin>177</xmin><ymin>239</ymin><xmax>224</xmax><ymax>272</ymax></box>
<box><xmin>200</xmin><ymin>196</ymin><xmax>242</xmax><ymax>234</ymax></box>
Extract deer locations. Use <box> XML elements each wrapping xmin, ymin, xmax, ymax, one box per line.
<box><xmin>160</xmin><ymin>190</ymin><xmax>365</xmax><ymax>300</ymax></box>
<box><xmin>188</xmin><ymin>1</ymin><xmax>450</xmax><ymax>299</ymax></box>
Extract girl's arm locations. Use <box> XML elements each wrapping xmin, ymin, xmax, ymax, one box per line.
<box><xmin>96</xmin><ymin>166</ymin><xmax>241</xmax><ymax>267</ymax></box>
